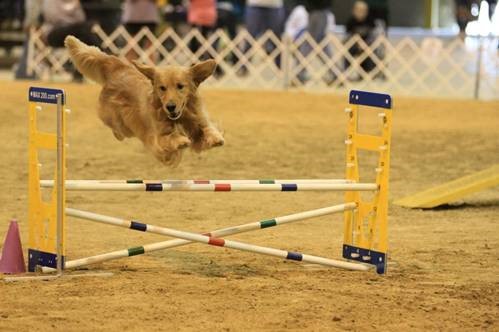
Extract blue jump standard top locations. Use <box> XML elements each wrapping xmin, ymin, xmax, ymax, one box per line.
<box><xmin>349</xmin><ymin>90</ymin><xmax>392</xmax><ymax>109</ymax></box>
<box><xmin>29</xmin><ymin>87</ymin><xmax>66</xmax><ymax>105</ymax></box>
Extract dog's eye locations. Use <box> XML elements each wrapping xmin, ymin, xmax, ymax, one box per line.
<box><xmin>177</xmin><ymin>83</ymin><xmax>184</xmax><ymax>90</ymax></box>
<box><xmin>159</xmin><ymin>86</ymin><xmax>167</xmax><ymax>92</ymax></box>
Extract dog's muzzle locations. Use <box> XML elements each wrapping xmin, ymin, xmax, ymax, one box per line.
<box><xmin>167</xmin><ymin>111</ymin><xmax>182</xmax><ymax>120</ymax></box>
<box><xmin>165</xmin><ymin>103</ymin><xmax>182</xmax><ymax>120</ymax></box>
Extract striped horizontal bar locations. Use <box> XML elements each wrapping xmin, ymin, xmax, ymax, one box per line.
<box><xmin>63</xmin><ymin>208</ymin><xmax>369</xmax><ymax>272</ymax></box>
<box><xmin>41</xmin><ymin>203</ymin><xmax>357</xmax><ymax>272</ymax></box>
<box><xmin>40</xmin><ymin>179</ymin><xmax>353</xmax><ymax>187</ymax></box>
<box><xmin>39</xmin><ymin>182</ymin><xmax>378</xmax><ymax>192</ymax></box>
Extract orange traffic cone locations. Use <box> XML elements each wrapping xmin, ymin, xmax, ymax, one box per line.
<box><xmin>0</xmin><ymin>220</ymin><xmax>26</xmax><ymax>274</ymax></box>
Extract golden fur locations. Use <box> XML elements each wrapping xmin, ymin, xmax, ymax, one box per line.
<box><xmin>64</xmin><ymin>36</ymin><xmax>224</xmax><ymax>165</ymax></box>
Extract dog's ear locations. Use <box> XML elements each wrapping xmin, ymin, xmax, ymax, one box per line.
<box><xmin>190</xmin><ymin>59</ymin><xmax>216</xmax><ymax>86</ymax></box>
<box><xmin>132</xmin><ymin>60</ymin><xmax>156</xmax><ymax>81</ymax></box>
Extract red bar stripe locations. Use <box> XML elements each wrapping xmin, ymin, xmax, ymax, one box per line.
<box><xmin>194</xmin><ymin>180</ymin><xmax>210</xmax><ymax>184</ymax></box>
<box><xmin>208</xmin><ymin>237</ymin><xmax>225</xmax><ymax>247</ymax></box>
<box><xmin>214</xmin><ymin>184</ymin><xmax>231</xmax><ymax>191</ymax></box>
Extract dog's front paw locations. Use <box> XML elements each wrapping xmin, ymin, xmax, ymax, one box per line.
<box><xmin>203</xmin><ymin>128</ymin><xmax>224</xmax><ymax>148</ymax></box>
<box><xmin>112</xmin><ymin>130</ymin><xmax>125</xmax><ymax>141</ymax></box>
<box><xmin>173</xmin><ymin>135</ymin><xmax>192</xmax><ymax>150</ymax></box>
<box><xmin>159</xmin><ymin>134</ymin><xmax>191</xmax><ymax>152</ymax></box>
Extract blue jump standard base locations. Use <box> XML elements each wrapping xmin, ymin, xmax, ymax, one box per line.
<box><xmin>343</xmin><ymin>244</ymin><xmax>387</xmax><ymax>274</ymax></box>
<box><xmin>28</xmin><ymin>249</ymin><xmax>65</xmax><ymax>272</ymax></box>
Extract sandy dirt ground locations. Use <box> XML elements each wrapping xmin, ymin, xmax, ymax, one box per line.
<box><xmin>0</xmin><ymin>81</ymin><xmax>498</xmax><ymax>331</ymax></box>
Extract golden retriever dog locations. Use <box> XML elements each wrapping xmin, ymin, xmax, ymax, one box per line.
<box><xmin>64</xmin><ymin>36</ymin><xmax>224</xmax><ymax>165</ymax></box>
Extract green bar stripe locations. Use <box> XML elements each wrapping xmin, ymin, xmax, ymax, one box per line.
<box><xmin>127</xmin><ymin>179</ymin><xmax>144</xmax><ymax>183</ymax></box>
<box><xmin>128</xmin><ymin>246</ymin><xmax>145</xmax><ymax>256</ymax></box>
<box><xmin>260</xmin><ymin>219</ymin><xmax>277</xmax><ymax>229</ymax></box>
<box><xmin>259</xmin><ymin>180</ymin><xmax>275</xmax><ymax>184</ymax></box>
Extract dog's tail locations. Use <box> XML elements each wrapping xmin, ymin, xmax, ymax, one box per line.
<box><xmin>64</xmin><ymin>36</ymin><xmax>109</xmax><ymax>84</ymax></box>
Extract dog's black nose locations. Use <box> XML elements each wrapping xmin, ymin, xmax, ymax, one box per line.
<box><xmin>166</xmin><ymin>103</ymin><xmax>176</xmax><ymax>113</ymax></box>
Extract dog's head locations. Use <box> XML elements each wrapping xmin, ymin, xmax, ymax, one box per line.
<box><xmin>132</xmin><ymin>59</ymin><xmax>216</xmax><ymax>120</ymax></box>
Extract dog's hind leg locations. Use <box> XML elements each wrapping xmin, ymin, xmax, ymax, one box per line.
<box><xmin>98</xmin><ymin>107</ymin><xmax>131</xmax><ymax>141</ymax></box>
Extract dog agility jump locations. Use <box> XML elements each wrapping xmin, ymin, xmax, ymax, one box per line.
<box><xmin>27</xmin><ymin>86</ymin><xmax>393</xmax><ymax>275</ymax></box>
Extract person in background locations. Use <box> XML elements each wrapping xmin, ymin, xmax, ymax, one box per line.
<box><xmin>245</xmin><ymin>0</ymin><xmax>284</xmax><ymax>39</ymax></box>
<box><xmin>161</xmin><ymin>0</ymin><xmax>188</xmax><ymax>38</ymax></box>
<box><xmin>187</xmin><ymin>0</ymin><xmax>217</xmax><ymax>60</ymax></box>
<box><xmin>284</xmin><ymin>3</ymin><xmax>308</xmax><ymax>41</ymax></box>
<box><xmin>0</xmin><ymin>0</ymin><xmax>24</xmax><ymax>30</ymax></box>
<box><xmin>42</xmin><ymin>0</ymin><xmax>97</xmax><ymax>46</ymax></box>
<box><xmin>303</xmin><ymin>0</ymin><xmax>335</xmax><ymax>42</ymax></box>
<box><xmin>122</xmin><ymin>0</ymin><xmax>160</xmax><ymax>61</ymax></box>
<box><xmin>454</xmin><ymin>0</ymin><xmax>497</xmax><ymax>39</ymax></box>
<box><xmin>15</xmin><ymin>0</ymin><xmax>41</xmax><ymax>79</ymax></box>
<box><xmin>294</xmin><ymin>0</ymin><xmax>336</xmax><ymax>85</ymax></box>
<box><xmin>283</xmin><ymin>0</ymin><xmax>301</xmax><ymax>18</ymax></box>
<box><xmin>214</xmin><ymin>0</ymin><xmax>244</xmax><ymax>76</ymax></box>
<box><xmin>487</xmin><ymin>0</ymin><xmax>497</xmax><ymax>18</ymax></box>
<box><xmin>366</xmin><ymin>0</ymin><xmax>388</xmax><ymax>29</ymax></box>
<box><xmin>216</xmin><ymin>0</ymin><xmax>243</xmax><ymax>41</ymax></box>
<box><xmin>41</xmin><ymin>0</ymin><xmax>99</xmax><ymax>81</ymax></box>
<box><xmin>80</xmin><ymin>0</ymin><xmax>122</xmax><ymax>35</ymax></box>
<box><xmin>241</xmin><ymin>0</ymin><xmax>284</xmax><ymax>74</ymax></box>
<box><xmin>455</xmin><ymin>0</ymin><xmax>472</xmax><ymax>38</ymax></box>
<box><xmin>344</xmin><ymin>0</ymin><xmax>376</xmax><ymax>80</ymax></box>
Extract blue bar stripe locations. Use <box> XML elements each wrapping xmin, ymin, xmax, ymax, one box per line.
<box><xmin>281</xmin><ymin>184</ymin><xmax>297</xmax><ymax>191</ymax></box>
<box><xmin>130</xmin><ymin>221</ymin><xmax>147</xmax><ymax>232</ymax></box>
<box><xmin>286</xmin><ymin>252</ymin><xmax>303</xmax><ymax>261</ymax></box>
<box><xmin>145</xmin><ymin>183</ymin><xmax>163</xmax><ymax>191</ymax></box>
<box><xmin>127</xmin><ymin>179</ymin><xmax>144</xmax><ymax>183</ymax></box>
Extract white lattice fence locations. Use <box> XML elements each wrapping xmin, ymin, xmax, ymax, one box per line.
<box><xmin>27</xmin><ymin>25</ymin><xmax>498</xmax><ymax>99</ymax></box>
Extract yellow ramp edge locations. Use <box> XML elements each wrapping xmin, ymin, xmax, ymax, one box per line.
<box><xmin>394</xmin><ymin>164</ymin><xmax>499</xmax><ymax>208</ymax></box>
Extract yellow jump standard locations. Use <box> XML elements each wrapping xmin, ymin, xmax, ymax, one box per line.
<box><xmin>27</xmin><ymin>87</ymin><xmax>67</xmax><ymax>274</ymax></box>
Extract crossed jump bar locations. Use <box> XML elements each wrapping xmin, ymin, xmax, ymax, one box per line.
<box><xmin>41</xmin><ymin>203</ymin><xmax>370</xmax><ymax>273</ymax></box>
